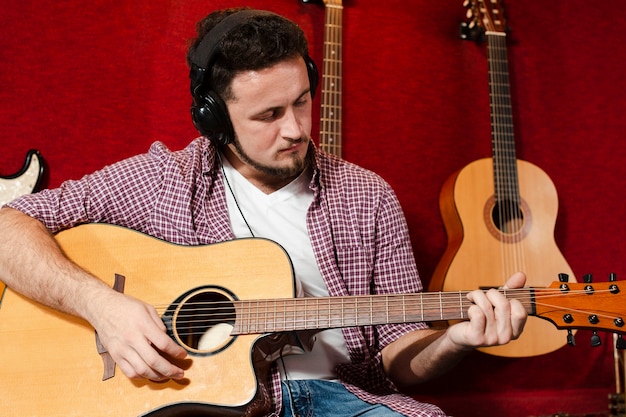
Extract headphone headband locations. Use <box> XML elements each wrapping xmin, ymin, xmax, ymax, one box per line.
<box><xmin>191</xmin><ymin>10</ymin><xmax>277</xmax><ymax>71</ymax></box>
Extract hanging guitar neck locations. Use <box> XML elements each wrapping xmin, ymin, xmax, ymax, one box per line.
<box><xmin>303</xmin><ymin>0</ymin><xmax>344</xmax><ymax>157</ymax></box>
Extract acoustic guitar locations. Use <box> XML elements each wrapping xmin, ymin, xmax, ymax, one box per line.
<box><xmin>303</xmin><ymin>0</ymin><xmax>343</xmax><ymax>157</ymax></box>
<box><xmin>1</xmin><ymin>223</ymin><xmax>623</xmax><ymax>416</ymax></box>
<box><xmin>429</xmin><ymin>0</ymin><xmax>576</xmax><ymax>358</ymax></box>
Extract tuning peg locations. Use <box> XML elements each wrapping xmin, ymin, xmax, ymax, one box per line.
<box><xmin>609</xmin><ymin>272</ymin><xmax>617</xmax><ymax>282</ymax></box>
<box><xmin>558</xmin><ymin>273</ymin><xmax>569</xmax><ymax>283</ymax></box>
<box><xmin>567</xmin><ymin>330</ymin><xmax>576</xmax><ymax>346</ymax></box>
<box><xmin>616</xmin><ymin>335</ymin><xmax>626</xmax><ymax>350</ymax></box>
<box><xmin>583</xmin><ymin>273</ymin><xmax>593</xmax><ymax>283</ymax></box>
<box><xmin>591</xmin><ymin>331</ymin><xmax>602</xmax><ymax>347</ymax></box>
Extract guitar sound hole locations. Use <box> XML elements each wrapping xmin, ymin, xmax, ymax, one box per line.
<box><xmin>484</xmin><ymin>196</ymin><xmax>532</xmax><ymax>243</ymax></box>
<box><xmin>170</xmin><ymin>288</ymin><xmax>236</xmax><ymax>356</ymax></box>
<box><xmin>492</xmin><ymin>199</ymin><xmax>524</xmax><ymax>233</ymax></box>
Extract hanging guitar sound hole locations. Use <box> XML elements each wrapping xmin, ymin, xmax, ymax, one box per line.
<box><xmin>165</xmin><ymin>286</ymin><xmax>237</xmax><ymax>356</ymax></box>
<box><xmin>484</xmin><ymin>196</ymin><xmax>532</xmax><ymax>243</ymax></box>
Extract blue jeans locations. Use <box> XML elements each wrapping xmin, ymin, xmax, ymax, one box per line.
<box><xmin>280</xmin><ymin>380</ymin><xmax>405</xmax><ymax>417</ymax></box>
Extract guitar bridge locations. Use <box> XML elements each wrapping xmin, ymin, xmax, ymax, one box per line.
<box><xmin>94</xmin><ymin>273</ymin><xmax>126</xmax><ymax>381</ymax></box>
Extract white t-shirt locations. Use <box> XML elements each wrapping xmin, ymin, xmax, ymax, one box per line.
<box><xmin>221</xmin><ymin>156</ymin><xmax>350</xmax><ymax>380</ymax></box>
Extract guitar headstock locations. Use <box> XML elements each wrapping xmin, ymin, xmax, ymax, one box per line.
<box><xmin>534</xmin><ymin>274</ymin><xmax>626</xmax><ymax>347</ymax></box>
<box><xmin>461</xmin><ymin>0</ymin><xmax>507</xmax><ymax>40</ymax></box>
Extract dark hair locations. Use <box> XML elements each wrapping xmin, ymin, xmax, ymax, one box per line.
<box><xmin>187</xmin><ymin>8</ymin><xmax>310</xmax><ymax>100</ymax></box>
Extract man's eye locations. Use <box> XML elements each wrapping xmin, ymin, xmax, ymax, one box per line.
<box><xmin>258</xmin><ymin>112</ymin><xmax>276</xmax><ymax>121</ymax></box>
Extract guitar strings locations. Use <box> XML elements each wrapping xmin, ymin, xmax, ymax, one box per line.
<box><xmin>148</xmin><ymin>287</ymin><xmax>624</xmax><ymax>339</ymax></box>
<box><xmin>149</xmin><ymin>287</ymin><xmax>617</xmax><ymax>316</ymax></box>
<box><xmin>148</xmin><ymin>287</ymin><xmax>611</xmax><ymax>303</ymax></box>
<box><xmin>488</xmin><ymin>31</ymin><xmax>527</xmax><ymax>285</ymax></box>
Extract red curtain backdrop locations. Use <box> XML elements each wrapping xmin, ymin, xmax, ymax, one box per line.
<box><xmin>2</xmin><ymin>1</ymin><xmax>625</xmax><ymax>416</ymax></box>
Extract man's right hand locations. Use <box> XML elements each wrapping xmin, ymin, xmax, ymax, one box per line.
<box><xmin>85</xmin><ymin>289</ymin><xmax>189</xmax><ymax>381</ymax></box>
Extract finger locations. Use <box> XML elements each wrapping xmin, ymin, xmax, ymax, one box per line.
<box><xmin>509</xmin><ymin>299</ymin><xmax>528</xmax><ymax>339</ymax></box>
<box><xmin>486</xmin><ymin>288</ymin><xmax>514</xmax><ymax>343</ymax></box>
<box><xmin>465</xmin><ymin>304</ymin><xmax>486</xmax><ymax>337</ymax></box>
<box><xmin>149</xmin><ymin>329</ymin><xmax>188</xmax><ymax>360</ymax></box>
<box><xmin>503</xmin><ymin>272</ymin><xmax>526</xmax><ymax>289</ymax></box>
<box><xmin>115</xmin><ymin>346</ymin><xmax>169</xmax><ymax>381</ymax></box>
<box><xmin>133</xmin><ymin>341</ymin><xmax>184</xmax><ymax>381</ymax></box>
<box><xmin>146</xmin><ymin>308</ymin><xmax>188</xmax><ymax>360</ymax></box>
<box><xmin>466</xmin><ymin>290</ymin><xmax>498</xmax><ymax>344</ymax></box>
<box><xmin>468</xmin><ymin>289</ymin><xmax>497</xmax><ymax>327</ymax></box>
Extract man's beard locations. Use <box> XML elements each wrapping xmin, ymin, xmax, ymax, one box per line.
<box><xmin>232</xmin><ymin>137</ymin><xmax>310</xmax><ymax>180</ymax></box>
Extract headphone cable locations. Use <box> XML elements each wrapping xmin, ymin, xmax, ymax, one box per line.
<box><xmin>217</xmin><ymin>152</ymin><xmax>255</xmax><ymax>238</ymax></box>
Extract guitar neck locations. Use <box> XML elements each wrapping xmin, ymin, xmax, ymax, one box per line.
<box><xmin>487</xmin><ymin>32</ymin><xmax>520</xmax><ymax>203</ymax></box>
<box><xmin>319</xmin><ymin>1</ymin><xmax>343</xmax><ymax>157</ymax></box>
<box><xmin>231</xmin><ymin>289</ymin><xmax>535</xmax><ymax>334</ymax></box>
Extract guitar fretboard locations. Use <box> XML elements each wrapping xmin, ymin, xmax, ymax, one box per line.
<box><xmin>231</xmin><ymin>289</ymin><xmax>533</xmax><ymax>335</ymax></box>
<box><xmin>487</xmin><ymin>32</ymin><xmax>520</xmax><ymax>205</ymax></box>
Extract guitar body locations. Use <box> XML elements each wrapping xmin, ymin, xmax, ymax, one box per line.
<box><xmin>0</xmin><ymin>224</ymin><xmax>296</xmax><ymax>417</ymax></box>
<box><xmin>431</xmin><ymin>157</ymin><xmax>575</xmax><ymax>357</ymax></box>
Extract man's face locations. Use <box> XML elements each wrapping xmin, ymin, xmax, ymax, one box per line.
<box><xmin>224</xmin><ymin>56</ymin><xmax>314</xmax><ymax>189</ymax></box>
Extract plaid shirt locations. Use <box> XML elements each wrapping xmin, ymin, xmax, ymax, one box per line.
<box><xmin>8</xmin><ymin>137</ymin><xmax>447</xmax><ymax>417</ymax></box>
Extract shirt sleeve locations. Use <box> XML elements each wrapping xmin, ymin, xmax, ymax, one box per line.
<box><xmin>6</xmin><ymin>145</ymin><xmax>166</xmax><ymax>233</ymax></box>
<box><xmin>371</xmin><ymin>183</ymin><xmax>429</xmax><ymax>349</ymax></box>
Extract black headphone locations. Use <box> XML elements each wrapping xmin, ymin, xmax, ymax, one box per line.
<box><xmin>189</xmin><ymin>9</ymin><xmax>319</xmax><ymax>146</ymax></box>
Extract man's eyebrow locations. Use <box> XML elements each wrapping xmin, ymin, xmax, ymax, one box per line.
<box><xmin>252</xmin><ymin>89</ymin><xmax>311</xmax><ymax>117</ymax></box>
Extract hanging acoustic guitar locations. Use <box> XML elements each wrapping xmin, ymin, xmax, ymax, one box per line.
<box><xmin>429</xmin><ymin>0</ymin><xmax>576</xmax><ymax>358</ymax></box>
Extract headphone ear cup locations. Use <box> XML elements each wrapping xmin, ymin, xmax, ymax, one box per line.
<box><xmin>191</xmin><ymin>90</ymin><xmax>235</xmax><ymax>145</ymax></box>
<box><xmin>305</xmin><ymin>55</ymin><xmax>319</xmax><ymax>99</ymax></box>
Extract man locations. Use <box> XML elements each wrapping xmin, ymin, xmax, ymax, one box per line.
<box><xmin>0</xmin><ymin>8</ymin><xmax>527</xmax><ymax>417</ymax></box>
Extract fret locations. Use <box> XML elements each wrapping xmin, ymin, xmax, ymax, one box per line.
<box><xmin>295</xmin><ymin>297</ymin><xmax>305</xmax><ymax>331</ymax></box>
<box><xmin>340</xmin><ymin>296</ymin><xmax>345</xmax><ymax>327</ymax></box>
<box><xmin>307</xmin><ymin>298</ymin><xmax>316</xmax><ymax>329</ymax></box>
<box><xmin>276</xmin><ymin>298</ymin><xmax>285</xmax><ymax>332</ymax></box>
<box><xmin>402</xmin><ymin>294</ymin><xmax>407</xmax><ymax>322</ymax></box>
<box><xmin>439</xmin><ymin>292</ymin><xmax>444</xmax><ymax>320</ymax></box>
<box><xmin>257</xmin><ymin>300</ymin><xmax>267</xmax><ymax>333</ymax></box>
<box><xmin>247</xmin><ymin>300</ymin><xmax>257</xmax><ymax>333</ymax></box>
<box><xmin>245</xmin><ymin>299</ymin><xmax>253</xmax><ymax>333</ymax></box>
<box><xmin>265</xmin><ymin>299</ymin><xmax>273</xmax><ymax>332</ymax></box>
<box><xmin>458</xmin><ymin>292</ymin><xmax>464</xmax><ymax>319</ymax></box>
<box><xmin>342</xmin><ymin>296</ymin><xmax>357</xmax><ymax>327</ymax></box>
<box><xmin>385</xmin><ymin>298</ymin><xmax>389</xmax><ymax>323</ymax></box>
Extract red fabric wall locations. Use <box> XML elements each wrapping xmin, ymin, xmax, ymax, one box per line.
<box><xmin>1</xmin><ymin>1</ymin><xmax>625</xmax><ymax>416</ymax></box>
